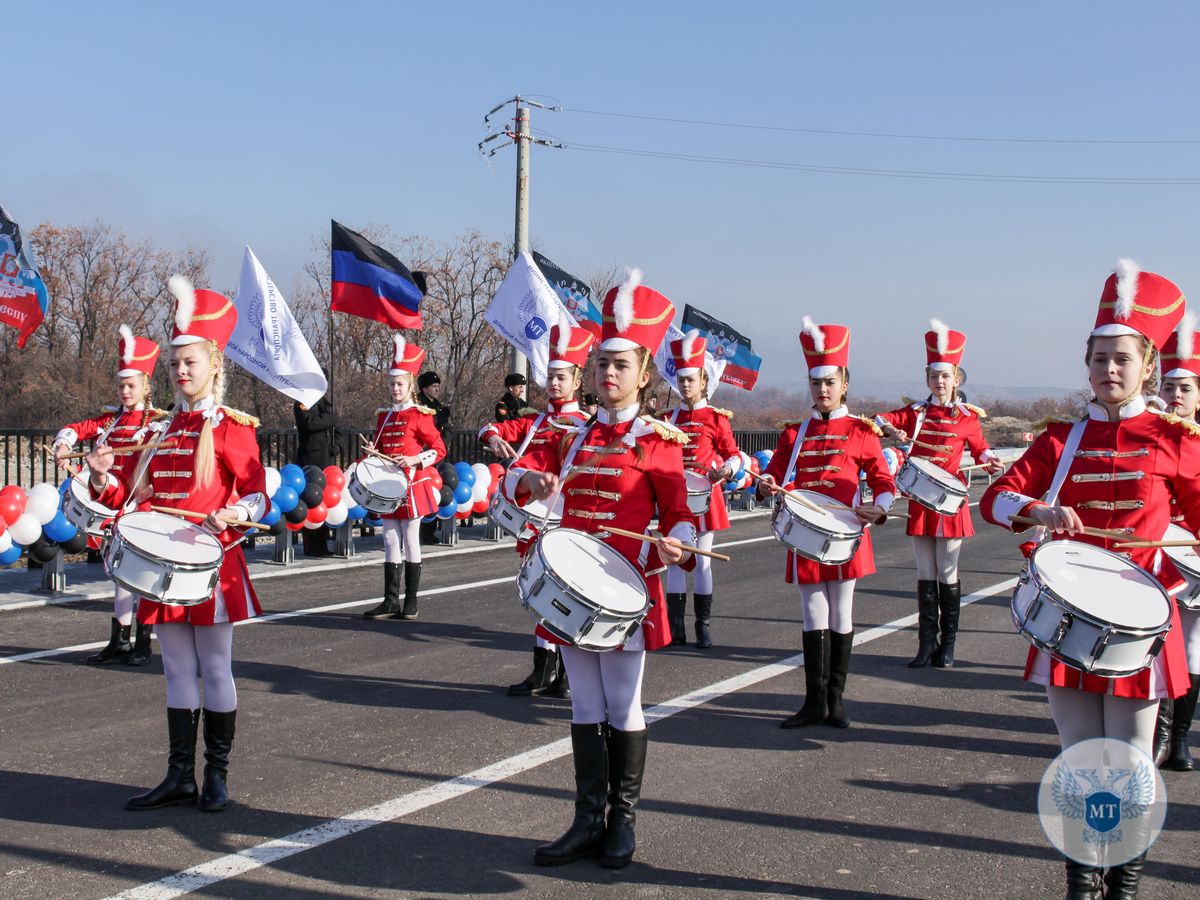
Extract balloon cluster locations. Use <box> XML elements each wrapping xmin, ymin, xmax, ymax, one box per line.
<box><xmin>428</xmin><ymin>461</ymin><xmax>504</xmax><ymax>522</ymax></box>
<box><xmin>0</xmin><ymin>481</ymin><xmax>90</xmax><ymax>566</ymax></box>
<box><xmin>263</xmin><ymin>464</ymin><xmax>374</xmax><ymax>536</ymax></box>
<box><xmin>723</xmin><ymin>451</ymin><xmax>762</xmax><ymax>493</ymax></box>
<box><xmin>881</xmin><ymin>446</ymin><xmax>906</xmax><ymax>477</ymax></box>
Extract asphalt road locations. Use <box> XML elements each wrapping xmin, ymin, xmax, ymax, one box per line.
<box><xmin>1</xmin><ymin>499</ymin><xmax>1197</xmax><ymax>899</ymax></box>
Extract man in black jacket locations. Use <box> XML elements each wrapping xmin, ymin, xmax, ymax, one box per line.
<box><xmin>294</xmin><ymin>387</ymin><xmax>337</xmax><ymax>557</ymax></box>
<box><xmin>495</xmin><ymin>372</ymin><xmax>527</xmax><ymax>422</ymax></box>
<box><xmin>417</xmin><ymin>371</ymin><xmax>452</xmax><ymax>434</ymax></box>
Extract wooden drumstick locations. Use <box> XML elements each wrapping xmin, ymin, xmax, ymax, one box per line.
<box><xmin>745</xmin><ymin>471</ymin><xmax>825</xmax><ymax>514</ymax></box>
<box><xmin>1009</xmin><ymin>515</ymin><xmax>1130</xmax><ymax>541</ymax></box>
<box><xmin>1114</xmin><ymin>539</ymin><xmax>1200</xmax><ymax>549</ymax></box>
<box><xmin>603</xmin><ymin>525</ymin><xmax>732</xmax><ymax>562</ymax></box>
<box><xmin>150</xmin><ymin>505</ymin><xmax>273</xmax><ymax>532</ymax></box>
<box><xmin>882</xmin><ymin>426</ymin><xmax>953</xmax><ymax>454</ymax></box>
<box><xmin>40</xmin><ymin>442</ymin><xmax>82</xmax><ymax>477</ymax></box>
<box><xmin>58</xmin><ymin>439</ymin><xmax>176</xmax><ymax>461</ymax></box>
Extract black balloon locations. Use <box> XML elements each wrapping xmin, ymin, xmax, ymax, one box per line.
<box><xmin>438</xmin><ymin>463</ymin><xmax>458</xmax><ymax>490</ymax></box>
<box><xmin>268</xmin><ymin>519</ymin><xmax>287</xmax><ymax>537</ymax></box>
<box><xmin>438</xmin><ymin>485</ymin><xmax>454</xmax><ymax>507</ymax></box>
<box><xmin>61</xmin><ymin>529</ymin><xmax>89</xmax><ymax>554</ymax></box>
<box><xmin>284</xmin><ymin>500</ymin><xmax>309</xmax><ymax>525</ymax></box>
<box><xmin>29</xmin><ymin>535</ymin><xmax>61</xmax><ymax>564</ymax></box>
<box><xmin>302</xmin><ymin>465</ymin><xmax>327</xmax><ymax>491</ymax></box>
<box><xmin>300</xmin><ymin>483</ymin><xmax>324</xmax><ymax>508</ymax></box>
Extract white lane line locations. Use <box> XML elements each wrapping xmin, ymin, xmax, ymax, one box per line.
<box><xmin>0</xmin><ymin>533</ymin><xmax>774</xmax><ymax>667</ymax></box>
<box><xmin>103</xmin><ymin>576</ymin><xmax>1018</xmax><ymax>900</ymax></box>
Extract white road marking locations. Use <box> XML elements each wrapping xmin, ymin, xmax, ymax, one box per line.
<box><xmin>103</xmin><ymin>577</ymin><xmax>1018</xmax><ymax>900</ymax></box>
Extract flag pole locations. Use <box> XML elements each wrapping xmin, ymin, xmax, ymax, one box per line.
<box><xmin>511</xmin><ymin>103</ymin><xmax>530</xmax><ymax>382</ymax></box>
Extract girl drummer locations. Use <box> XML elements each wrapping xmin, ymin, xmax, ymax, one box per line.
<box><xmin>54</xmin><ymin>325</ymin><xmax>162</xmax><ymax>666</ymax></box>
<box><xmin>86</xmin><ymin>277</ymin><xmax>268</xmax><ymax>813</ymax></box>
<box><xmin>875</xmin><ymin>319</ymin><xmax>1002</xmax><ymax>668</ymax></box>
<box><xmin>661</xmin><ymin>330</ymin><xmax>741</xmax><ymax>648</ymax></box>
<box><xmin>507</xmin><ymin>271</ymin><xmax>696</xmax><ymax>869</ymax></box>
<box><xmin>360</xmin><ymin>335</ymin><xmax>446</xmax><ymax>622</ymax></box>
<box><xmin>1153</xmin><ymin>319</ymin><xmax>1200</xmax><ymax>773</ymax></box>
<box><xmin>981</xmin><ymin>260</ymin><xmax>1200</xmax><ymax>898</ymax></box>
<box><xmin>757</xmin><ymin>320</ymin><xmax>894</xmax><ymax>729</ymax></box>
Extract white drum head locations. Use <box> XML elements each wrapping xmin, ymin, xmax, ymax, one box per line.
<box><xmin>539</xmin><ymin>529</ymin><xmax>645</xmax><ymax>614</ymax></box>
<box><xmin>115</xmin><ymin>512</ymin><xmax>224</xmax><ymax>565</ymax></box>
<box><xmin>68</xmin><ymin>477</ymin><xmax>115</xmax><ymax>513</ymax></box>
<box><xmin>906</xmin><ymin>456</ymin><xmax>965</xmax><ymax>490</ymax></box>
<box><xmin>356</xmin><ymin>456</ymin><xmax>408</xmax><ymax>499</ymax></box>
<box><xmin>684</xmin><ymin>470</ymin><xmax>713</xmax><ymax>494</ymax></box>
<box><xmin>1162</xmin><ymin>523</ymin><xmax>1200</xmax><ymax>575</ymax></box>
<box><xmin>523</xmin><ymin>491</ymin><xmax>564</xmax><ymax>522</ymax></box>
<box><xmin>783</xmin><ymin>491</ymin><xmax>861</xmax><ymax>536</ymax></box>
<box><xmin>1032</xmin><ymin>541</ymin><xmax>1169</xmax><ymax>628</ymax></box>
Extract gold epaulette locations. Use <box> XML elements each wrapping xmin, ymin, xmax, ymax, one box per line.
<box><xmin>962</xmin><ymin>402</ymin><xmax>987</xmax><ymax>418</ymax></box>
<box><xmin>776</xmin><ymin>419</ymin><xmax>806</xmax><ymax>429</ymax></box>
<box><xmin>518</xmin><ymin>406</ymin><xmax>540</xmax><ymax>417</ymax></box>
<box><xmin>148</xmin><ymin>408</ymin><xmax>170</xmax><ymax>421</ymax></box>
<box><xmin>1149</xmin><ymin>407</ymin><xmax>1200</xmax><ymax>436</ymax></box>
<box><xmin>219</xmin><ymin>406</ymin><xmax>261</xmax><ymax>428</ymax></box>
<box><xmin>101</xmin><ymin>405</ymin><xmax>119</xmax><ymax>415</ymax></box>
<box><xmin>641</xmin><ymin>415</ymin><xmax>689</xmax><ymax>444</ymax></box>
<box><xmin>1034</xmin><ymin>415</ymin><xmax>1077</xmax><ymax>431</ymax></box>
<box><xmin>414</xmin><ymin>405</ymin><xmax>435</xmax><ymax>416</ymax></box>
<box><xmin>711</xmin><ymin>407</ymin><xmax>733</xmax><ymax>418</ymax></box>
<box><xmin>854</xmin><ymin>415</ymin><xmax>883</xmax><ymax>436</ymax></box>
<box><xmin>901</xmin><ymin>396</ymin><xmax>917</xmax><ymax>406</ymax></box>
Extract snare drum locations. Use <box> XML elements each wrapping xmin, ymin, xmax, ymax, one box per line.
<box><xmin>684</xmin><ymin>470</ymin><xmax>713</xmax><ymax>516</ymax></box>
<box><xmin>61</xmin><ymin>477</ymin><xmax>119</xmax><ymax>536</ymax></box>
<box><xmin>346</xmin><ymin>457</ymin><xmax>410</xmax><ymax>515</ymax></box>
<box><xmin>896</xmin><ymin>457</ymin><xmax>968</xmax><ymax>515</ymax></box>
<box><xmin>1012</xmin><ymin>540</ymin><xmax>1172</xmax><ymax>677</ymax></box>
<box><xmin>103</xmin><ymin>511</ymin><xmax>224</xmax><ymax>607</ymax></box>
<box><xmin>1161</xmin><ymin>523</ymin><xmax>1200</xmax><ymax>611</ymax></box>
<box><xmin>770</xmin><ymin>490</ymin><xmax>863</xmax><ymax>565</ymax></box>
<box><xmin>517</xmin><ymin>528</ymin><xmax>650</xmax><ymax>651</ymax></box>
<box><xmin>488</xmin><ymin>489</ymin><xmax>563</xmax><ymax>538</ymax></box>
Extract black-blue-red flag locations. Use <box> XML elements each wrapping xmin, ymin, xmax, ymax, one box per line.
<box><xmin>330</xmin><ymin>220</ymin><xmax>426</xmax><ymax>329</ymax></box>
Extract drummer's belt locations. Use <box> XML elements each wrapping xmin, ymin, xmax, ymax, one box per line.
<box><xmin>568</xmin><ymin>488</ymin><xmax>622</xmax><ymax>501</ymax></box>
<box><xmin>1070</xmin><ymin>471</ymin><xmax>1145</xmax><ymax>483</ymax></box>
<box><xmin>801</xmin><ymin>434</ymin><xmax>848</xmax><ymax>441</ymax></box>
<box><xmin>797</xmin><ymin>479</ymin><xmax>836</xmax><ymax>489</ymax></box>
<box><xmin>568</xmin><ymin>509</ymin><xmax>616</xmax><ymax>521</ymax></box>
<box><xmin>1073</xmin><ymin>448</ymin><xmax>1149</xmax><ymax>458</ymax></box>
<box><xmin>797</xmin><ymin>449</ymin><xmax>845</xmax><ymax>457</ymax></box>
<box><xmin>569</xmin><ymin>465</ymin><xmax>624</xmax><ymax>476</ymax></box>
<box><xmin>1076</xmin><ymin>500</ymin><xmax>1144</xmax><ymax>510</ymax></box>
<box><xmin>795</xmin><ymin>464</ymin><xmax>841</xmax><ymax>473</ymax></box>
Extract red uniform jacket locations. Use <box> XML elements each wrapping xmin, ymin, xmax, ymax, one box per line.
<box><xmin>981</xmin><ymin>398</ymin><xmax>1199</xmax><ymax>699</ymax></box>
<box><xmin>507</xmin><ymin>406</ymin><xmax>699</xmax><ymax>652</ymax></box>
<box><xmin>662</xmin><ymin>400</ymin><xmax>741</xmax><ymax>532</ymax></box>
<box><xmin>369</xmin><ymin>403</ymin><xmax>447</xmax><ymax>519</ymax></box>
<box><xmin>762</xmin><ymin>407</ymin><xmax>896</xmax><ymax>584</ymax></box>
<box><xmin>93</xmin><ymin>398</ymin><xmax>269</xmax><ymax>627</ymax></box>
<box><xmin>876</xmin><ymin>398</ymin><xmax>995</xmax><ymax>538</ymax></box>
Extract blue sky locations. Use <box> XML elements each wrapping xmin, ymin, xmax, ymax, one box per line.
<box><xmin>9</xmin><ymin>1</ymin><xmax>1200</xmax><ymax>392</ymax></box>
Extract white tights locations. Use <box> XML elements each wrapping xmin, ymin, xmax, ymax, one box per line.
<box><xmin>113</xmin><ymin>587</ymin><xmax>136</xmax><ymax>626</ymax></box>
<box><xmin>1046</xmin><ymin>686</ymin><xmax>1158</xmax><ymax>758</ymax></box>
<box><xmin>155</xmin><ymin>622</ymin><xmax>237</xmax><ymax>713</ymax></box>
<box><xmin>383</xmin><ymin>518</ymin><xmax>422</xmax><ymax>564</ymax></box>
<box><xmin>665</xmin><ymin>532</ymin><xmax>715</xmax><ymax>594</ymax></box>
<box><xmin>912</xmin><ymin>536</ymin><xmax>962</xmax><ymax>583</ymax></box>
<box><xmin>798</xmin><ymin>580</ymin><xmax>856</xmax><ymax>634</ymax></box>
<box><xmin>560</xmin><ymin>645</ymin><xmax>646</xmax><ymax>731</ymax></box>
<box><xmin>1182</xmin><ymin>608</ymin><xmax>1200</xmax><ymax>674</ymax></box>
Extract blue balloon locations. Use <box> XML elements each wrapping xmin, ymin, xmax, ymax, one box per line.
<box><xmin>421</xmin><ymin>513</ymin><xmax>437</xmax><ymax>523</ymax></box>
<box><xmin>364</xmin><ymin>516</ymin><xmax>383</xmax><ymax>528</ymax></box>
<box><xmin>260</xmin><ymin>505</ymin><xmax>282</xmax><ymax>526</ymax></box>
<box><xmin>347</xmin><ymin>505</ymin><xmax>367</xmax><ymax>521</ymax></box>
<box><xmin>58</xmin><ymin>478</ymin><xmax>72</xmax><ymax>496</ymax></box>
<box><xmin>280</xmin><ymin>464</ymin><xmax>307</xmax><ymax>494</ymax></box>
<box><xmin>453</xmin><ymin>482</ymin><xmax>473</xmax><ymax>504</ymax></box>
<box><xmin>454</xmin><ymin>461</ymin><xmax>476</xmax><ymax>488</ymax></box>
<box><xmin>0</xmin><ymin>543</ymin><xmax>22</xmax><ymax>565</ymax></box>
<box><xmin>43</xmin><ymin>511</ymin><xmax>76</xmax><ymax>543</ymax></box>
<box><xmin>272</xmin><ymin>486</ymin><xmax>299</xmax><ymax>514</ymax></box>
<box><xmin>437</xmin><ymin>503</ymin><xmax>457</xmax><ymax>520</ymax></box>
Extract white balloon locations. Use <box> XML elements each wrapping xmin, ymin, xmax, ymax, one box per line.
<box><xmin>0</xmin><ymin>531</ymin><xmax>11</xmax><ymax>553</ymax></box>
<box><xmin>325</xmin><ymin>503</ymin><xmax>348</xmax><ymax>527</ymax></box>
<box><xmin>471</xmin><ymin>463</ymin><xmax>491</xmax><ymax>489</ymax></box>
<box><xmin>264</xmin><ymin>467</ymin><xmax>282</xmax><ymax>497</ymax></box>
<box><xmin>28</xmin><ymin>482</ymin><xmax>59</xmax><ymax>502</ymax></box>
<box><xmin>26</xmin><ymin>493</ymin><xmax>59</xmax><ymax>526</ymax></box>
<box><xmin>8</xmin><ymin>513</ymin><xmax>42</xmax><ymax>546</ymax></box>
<box><xmin>302</xmin><ymin>518</ymin><xmax>323</xmax><ymax>530</ymax></box>
<box><xmin>457</xmin><ymin>498</ymin><xmax>474</xmax><ymax>514</ymax></box>
<box><xmin>472</xmin><ymin>480</ymin><xmax>488</xmax><ymax>503</ymax></box>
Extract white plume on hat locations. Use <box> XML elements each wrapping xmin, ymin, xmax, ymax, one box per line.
<box><xmin>168</xmin><ymin>275</ymin><xmax>196</xmax><ymax>332</ymax></box>
<box><xmin>1114</xmin><ymin>258</ymin><xmax>1141</xmax><ymax>321</ymax></box>
<box><xmin>929</xmin><ymin>318</ymin><xmax>950</xmax><ymax>354</ymax></box>
<box><xmin>680</xmin><ymin>328</ymin><xmax>701</xmax><ymax>360</ymax></box>
<box><xmin>118</xmin><ymin>324</ymin><xmax>135</xmax><ymax>364</ymax></box>
<box><xmin>555</xmin><ymin>310</ymin><xmax>572</xmax><ymax>355</ymax></box>
<box><xmin>1178</xmin><ymin>312</ymin><xmax>1196</xmax><ymax>359</ymax></box>
<box><xmin>393</xmin><ymin>333</ymin><xmax>406</xmax><ymax>359</ymax></box>
<box><xmin>801</xmin><ymin>316</ymin><xmax>825</xmax><ymax>352</ymax></box>
<box><xmin>614</xmin><ymin>268</ymin><xmax>642</xmax><ymax>333</ymax></box>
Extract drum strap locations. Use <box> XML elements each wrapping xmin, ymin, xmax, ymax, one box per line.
<box><xmin>1034</xmin><ymin>419</ymin><xmax>1087</xmax><ymax>542</ymax></box>
<box><xmin>534</xmin><ymin>421</ymin><xmax>593</xmax><ymax>531</ymax></box>
<box><xmin>514</xmin><ymin>413</ymin><xmax>547</xmax><ymax>459</ymax></box>
<box><xmin>97</xmin><ymin>409</ymin><xmax>125</xmax><ymax>446</ymax></box>
<box><xmin>910</xmin><ymin>403</ymin><xmax>929</xmax><ymax>445</ymax></box>
<box><xmin>670</xmin><ymin>408</ymin><xmax>681</xmax><ymax>426</ymax></box>
<box><xmin>781</xmin><ymin>418</ymin><xmax>812</xmax><ymax>486</ymax></box>
<box><xmin>373</xmin><ymin>409</ymin><xmax>394</xmax><ymax>445</ymax></box>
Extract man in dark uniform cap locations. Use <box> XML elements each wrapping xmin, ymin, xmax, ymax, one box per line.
<box><xmin>495</xmin><ymin>372</ymin><xmax>527</xmax><ymax>423</ymax></box>
<box><xmin>417</xmin><ymin>371</ymin><xmax>452</xmax><ymax>435</ymax></box>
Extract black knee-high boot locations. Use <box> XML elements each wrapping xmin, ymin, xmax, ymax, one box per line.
<box><xmin>551</xmin><ymin>651</ymin><xmax>571</xmax><ymax>700</ymax></box>
<box><xmin>127</xmin><ymin>708</ymin><xmax>200</xmax><ymax>810</ymax></box>
<box><xmin>666</xmin><ymin>593</ymin><xmax>687</xmax><ymax>646</ymax></box>
<box><xmin>1103</xmin><ymin>852</ymin><xmax>1146</xmax><ymax>900</ymax></box>
<box><xmin>907</xmin><ymin>580</ymin><xmax>940</xmax><ymax>667</ymax></box>
<box><xmin>199</xmin><ymin>709</ymin><xmax>236</xmax><ymax>812</ymax></box>
<box><xmin>127</xmin><ymin>622</ymin><xmax>153</xmax><ymax>667</ymax></box>
<box><xmin>1165</xmin><ymin>674</ymin><xmax>1200</xmax><ymax>772</ymax></box>
<box><xmin>534</xmin><ymin>723</ymin><xmax>609</xmax><ymax>866</ymax></box>
<box><xmin>507</xmin><ymin>646</ymin><xmax>557</xmax><ymax>696</ymax></box>
<box><xmin>394</xmin><ymin>561</ymin><xmax>421</xmax><ymax>619</ymax></box>
<box><xmin>826</xmin><ymin>630</ymin><xmax>854</xmax><ymax>729</ymax></box>
<box><xmin>781</xmin><ymin>630</ymin><xmax>829</xmax><ymax>729</ymax></box>
<box><xmin>1154</xmin><ymin>698</ymin><xmax>1174</xmax><ymax>767</ymax></box>
<box><xmin>931</xmin><ymin>581</ymin><xmax>961</xmax><ymax>668</ymax></box>
<box><xmin>601</xmin><ymin>726</ymin><xmax>648</xmax><ymax>869</ymax></box>
<box><xmin>693</xmin><ymin>593</ymin><xmax>713</xmax><ymax>649</ymax></box>
<box><xmin>87</xmin><ymin>618</ymin><xmax>132</xmax><ymax>664</ymax></box>
<box><xmin>1064</xmin><ymin>858</ymin><xmax>1104</xmax><ymax>900</ymax></box>
<box><xmin>364</xmin><ymin>563</ymin><xmax>401</xmax><ymax>618</ymax></box>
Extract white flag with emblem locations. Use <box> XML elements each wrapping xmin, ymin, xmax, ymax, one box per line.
<box><xmin>654</xmin><ymin>322</ymin><xmax>728</xmax><ymax>398</ymax></box>
<box><xmin>485</xmin><ymin>250</ymin><xmax>576</xmax><ymax>387</ymax></box>
<box><xmin>227</xmin><ymin>246</ymin><xmax>328</xmax><ymax>407</ymax></box>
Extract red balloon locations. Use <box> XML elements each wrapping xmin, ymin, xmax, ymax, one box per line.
<box><xmin>306</xmin><ymin>503</ymin><xmax>327</xmax><ymax>525</ymax></box>
<box><xmin>285</xmin><ymin>519</ymin><xmax>305</xmax><ymax>532</ymax></box>
<box><xmin>322</xmin><ymin>466</ymin><xmax>346</xmax><ymax>490</ymax></box>
<box><xmin>0</xmin><ymin>496</ymin><xmax>21</xmax><ymax>527</ymax></box>
<box><xmin>488</xmin><ymin>463</ymin><xmax>505</xmax><ymax>479</ymax></box>
<box><xmin>472</xmin><ymin>499</ymin><xmax>488</xmax><ymax>515</ymax></box>
<box><xmin>322</xmin><ymin>487</ymin><xmax>342</xmax><ymax>509</ymax></box>
<box><xmin>426</xmin><ymin>469</ymin><xmax>443</xmax><ymax>491</ymax></box>
<box><xmin>0</xmin><ymin>485</ymin><xmax>27</xmax><ymax>513</ymax></box>
<box><xmin>455</xmin><ymin>507</ymin><xmax>471</xmax><ymax>519</ymax></box>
